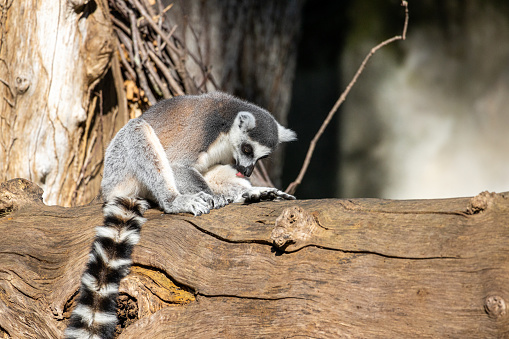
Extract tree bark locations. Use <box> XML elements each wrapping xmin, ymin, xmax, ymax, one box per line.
<box><xmin>1</xmin><ymin>178</ymin><xmax>508</xmax><ymax>338</ymax></box>
<box><xmin>0</xmin><ymin>0</ymin><xmax>126</xmax><ymax>207</ymax></box>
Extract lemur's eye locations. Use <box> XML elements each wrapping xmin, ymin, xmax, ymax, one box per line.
<box><xmin>242</xmin><ymin>144</ymin><xmax>253</xmax><ymax>156</ymax></box>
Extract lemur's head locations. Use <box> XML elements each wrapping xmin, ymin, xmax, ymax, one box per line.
<box><xmin>229</xmin><ymin>111</ymin><xmax>296</xmax><ymax>177</ymax></box>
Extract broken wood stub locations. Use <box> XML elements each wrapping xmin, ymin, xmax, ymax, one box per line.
<box><xmin>271</xmin><ymin>205</ymin><xmax>322</xmax><ymax>250</ymax></box>
<box><xmin>467</xmin><ymin>190</ymin><xmax>496</xmax><ymax>215</ymax></box>
<box><xmin>1</xmin><ymin>179</ymin><xmax>509</xmax><ymax>338</ymax></box>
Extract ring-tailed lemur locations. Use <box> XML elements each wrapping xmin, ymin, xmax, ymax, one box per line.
<box><xmin>65</xmin><ymin>91</ymin><xmax>296</xmax><ymax>339</ymax></box>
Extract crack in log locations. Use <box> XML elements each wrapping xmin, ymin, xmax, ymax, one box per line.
<box><xmin>30</xmin><ymin>213</ymin><xmax>92</xmax><ymax>219</ymax></box>
<box><xmin>183</xmin><ymin>219</ymin><xmax>273</xmax><ymax>246</ymax></box>
<box><xmin>10</xmin><ymin>279</ymin><xmax>40</xmax><ymax>301</ymax></box>
<box><xmin>283</xmin><ymin>244</ymin><xmax>461</xmax><ymax>261</ymax></box>
<box><xmin>61</xmin><ymin>289</ymin><xmax>80</xmax><ymax>320</ymax></box>
<box><xmin>254</xmin><ymin>219</ymin><xmax>270</xmax><ymax>225</ymax></box>
<box><xmin>372</xmin><ymin>210</ymin><xmax>470</xmax><ymax>217</ymax></box>
<box><xmin>339</xmin><ymin>200</ymin><xmax>470</xmax><ymax>217</ymax></box>
<box><xmin>195</xmin><ymin>292</ymin><xmax>309</xmax><ymax>302</ymax></box>
<box><xmin>0</xmin><ymin>324</ymin><xmax>10</xmax><ymax>339</ymax></box>
<box><xmin>0</xmin><ymin>251</ymin><xmax>58</xmax><ymax>264</ymax></box>
<box><xmin>311</xmin><ymin>213</ymin><xmax>331</xmax><ymax>230</ymax></box>
<box><xmin>4</xmin><ymin>269</ymin><xmax>38</xmax><ymax>292</ymax></box>
<box><xmin>184</xmin><ymin>220</ymin><xmax>460</xmax><ymax>261</ymax></box>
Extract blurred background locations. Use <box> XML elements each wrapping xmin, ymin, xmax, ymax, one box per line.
<box><xmin>284</xmin><ymin>0</ymin><xmax>509</xmax><ymax>199</ymax></box>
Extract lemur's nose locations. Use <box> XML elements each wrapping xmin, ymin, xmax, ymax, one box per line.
<box><xmin>244</xmin><ymin>165</ymin><xmax>254</xmax><ymax>177</ymax></box>
<box><xmin>235</xmin><ymin>164</ymin><xmax>254</xmax><ymax>177</ymax></box>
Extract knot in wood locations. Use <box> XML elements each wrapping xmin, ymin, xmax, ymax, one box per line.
<box><xmin>271</xmin><ymin>206</ymin><xmax>318</xmax><ymax>248</ymax></box>
<box><xmin>467</xmin><ymin>191</ymin><xmax>495</xmax><ymax>214</ymax></box>
<box><xmin>484</xmin><ymin>295</ymin><xmax>506</xmax><ymax>319</ymax></box>
<box><xmin>15</xmin><ymin>76</ymin><xmax>30</xmax><ymax>94</ymax></box>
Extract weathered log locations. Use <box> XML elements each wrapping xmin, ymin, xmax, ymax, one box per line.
<box><xmin>0</xmin><ymin>178</ymin><xmax>508</xmax><ymax>338</ymax></box>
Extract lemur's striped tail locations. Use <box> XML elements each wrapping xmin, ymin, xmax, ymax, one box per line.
<box><xmin>65</xmin><ymin>197</ymin><xmax>149</xmax><ymax>339</ymax></box>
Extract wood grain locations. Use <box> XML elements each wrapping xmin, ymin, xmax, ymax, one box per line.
<box><xmin>0</xmin><ymin>180</ymin><xmax>507</xmax><ymax>338</ymax></box>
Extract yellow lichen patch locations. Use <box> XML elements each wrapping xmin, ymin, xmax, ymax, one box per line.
<box><xmin>129</xmin><ymin>266</ymin><xmax>195</xmax><ymax>304</ymax></box>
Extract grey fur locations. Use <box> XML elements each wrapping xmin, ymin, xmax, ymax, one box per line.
<box><xmin>102</xmin><ymin>91</ymin><xmax>297</xmax><ymax>215</ymax></box>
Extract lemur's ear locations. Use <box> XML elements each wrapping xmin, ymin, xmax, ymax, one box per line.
<box><xmin>277</xmin><ymin>124</ymin><xmax>297</xmax><ymax>143</ymax></box>
<box><xmin>235</xmin><ymin>111</ymin><xmax>256</xmax><ymax>131</ymax></box>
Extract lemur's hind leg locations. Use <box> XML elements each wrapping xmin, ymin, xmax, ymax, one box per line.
<box><xmin>172</xmin><ymin>165</ymin><xmax>230</xmax><ymax>209</ymax></box>
<box><xmin>103</xmin><ymin>119</ymin><xmax>212</xmax><ymax>215</ymax></box>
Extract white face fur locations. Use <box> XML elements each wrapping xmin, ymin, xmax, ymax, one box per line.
<box><xmin>229</xmin><ymin>111</ymin><xmax>283</xmax><ymax>177</ymax></box>
<box><xmin>194</xmin><ymin>112</ymin><xmax>269</xmax><ymax>175</ymax></box>
<box><xmin>196</xmin><ymin>111</ymin><xmax>296</xmax><ymax>176</ymax></box>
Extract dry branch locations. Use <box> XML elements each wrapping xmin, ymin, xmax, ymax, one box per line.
<box><xmin>108</xmin><ymin>0</ymin><xmax>216</xmax><ymax>108</ymax></box>
<box><xmin>1</xmin><ymin>178</ymin><xmax>508</xmax><ymax>338</ymax></box>
<box><xmin>285</xmin><ymin>1</ymin><xmax>410</xmax><ymax>195</ymax></box>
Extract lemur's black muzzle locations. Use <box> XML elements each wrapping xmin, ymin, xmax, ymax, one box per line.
<box><xmin>235</xmin><ymin>164</ymin><xmax>254</xmax><ymax>177</ymax></box>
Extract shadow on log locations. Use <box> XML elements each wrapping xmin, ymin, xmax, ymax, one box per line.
<box><xmin>1</xmin><ymin>178</ymin><xmax>508</xmax><ymax>338</ymax></box>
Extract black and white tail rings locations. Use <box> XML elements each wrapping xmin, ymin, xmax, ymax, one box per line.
<box><xmin>65</xmin><ymin>197</ymin><xmax>149</xmax><ymax>339</ymax></box>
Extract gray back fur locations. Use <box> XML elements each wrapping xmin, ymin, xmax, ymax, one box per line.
<box><xmin>141</xmin><ymin>92</ymin><xmax>281</xmax><ymax>157</ymax></box>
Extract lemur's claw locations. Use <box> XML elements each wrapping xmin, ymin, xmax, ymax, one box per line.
<box><xmin>277</xmin><ymin>191</ymin><xmax>296</xmax><ymax>200</ymax></box>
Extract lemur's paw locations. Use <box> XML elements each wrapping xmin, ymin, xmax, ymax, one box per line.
<box><xmin>242</xmin><ymin>187</ymin><xmax>296</xmax><ymax>203</ymax></box>
<box><xmin>211</xmin><ymin>195</ymin><xmax>230</xmax><ymax>209</ymax></box>
<box><xmin>164</xmin><ymin>192</ymin><xmax>213</xmax><ymax>216</ymax></box>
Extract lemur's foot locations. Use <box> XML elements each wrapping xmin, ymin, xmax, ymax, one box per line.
<box><xmin>242</xmin><ymin>187</ymin><xmax>296</xmax><ymax>203</ymax></box>
<box><xmin>211</xmin><ymin>194</ymin><xmax>231</xmax><ymax>209</ymax></box>
<box><xmin>163</xmin><ymin>192</ymin><xmax>213</xmax><ymax>216</ymax></box>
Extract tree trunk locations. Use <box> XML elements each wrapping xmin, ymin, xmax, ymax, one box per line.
<box><xmin>1</xmin><ymin>178</ymin><xmax>508</xmax><ymax>338</ymax></box>
<box><xmin>0</xmin><ymin>0</ymin><xmax>127</xmax><ymax>207</ymax></box>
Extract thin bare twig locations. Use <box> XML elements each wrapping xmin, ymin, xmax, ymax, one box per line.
<box><xmin>147</xmin><ymin>48</ymin><xmax>184</xmax><ymax>96</ymax></box>
<box><xmin>129</xmin><ymin>0</ymin><xmax>215</xmax><ymax>93</ymax></box>
<box><xmin>129</xmin><ymin>10</ymin><xmax>157</xmax><ymax>104</ymax></box>
<box><xmin>128</xmin><ymin>0</ymin><xmax>182</xmax><ymax>58</ymax></box>
<box><xmin>145</xmin><ymin>59</ymin><xmax>171</xmax><ymax>98</ymax></box>
<box><xmin>111</xmin><ymin>15</ymin><xmax>131</xmax><ymax>35</ymax></box>
<box><xmin>110</xmin><ymin>0</ymin><xmax>213</xmax><ymax>103</ymax></box>
<box><xmin>115</xmin><ymin>37</ymin><xmax>137</xmax><ymax>81</ymax></box>
<box><xmin>159</xmin><ymin>24</ymin><xmax>178</xmax><ymax>52</ymax></box>
<box><xmin>285</xmin><ymin>0</ymin><xmax>409</xmax><ymax>195</ymax></box>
